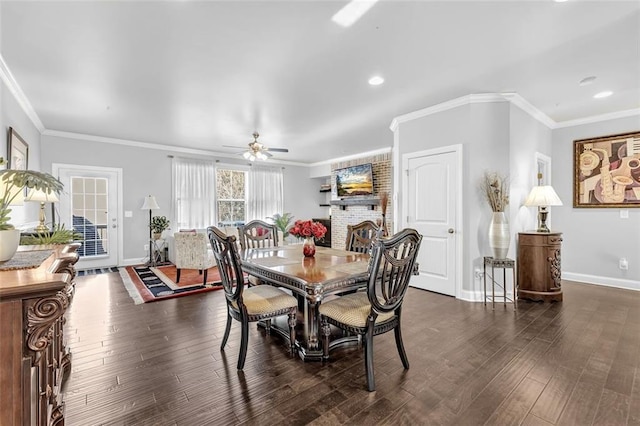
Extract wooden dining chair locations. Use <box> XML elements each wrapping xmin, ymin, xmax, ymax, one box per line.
<box><xmin>320</xmin><ymin>228</ymin><xmax>423</xmax><ymax>391</ymax></box>
<box><xmin>345</xmin><ymin>220</ymin><xmax>379</xmax><ymax>253</ymax></box>
<box><xmin>237</xmin><ymin>220</ymin><xmax>279</xmax><ymax>286</ymax></box>
<box><xmin>207</xmin><ymin>226</ymin><xmax>297</xmax><ymax>370</ymax></box>
<box><xmin>237</xmin><ymin>220</ymin><xmax>279</xmax><ymax>250</ymax></box>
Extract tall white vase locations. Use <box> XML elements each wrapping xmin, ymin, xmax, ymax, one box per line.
<box><xmin>489</xmin><ymin>212</ymin><xmax>510</xmax><ymax>259</ymax></box>
<box><xmin>0</xmin><ymin>229</ymin><xmax>21</xmax><ymax>261</ymax></box>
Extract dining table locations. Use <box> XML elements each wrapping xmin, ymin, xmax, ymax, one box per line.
<box><xmin>240</xmin><ymin>244</ymin><xmax>370</xmax><ymax>361</ymax></box>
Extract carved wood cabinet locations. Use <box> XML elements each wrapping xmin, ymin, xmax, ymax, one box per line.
<box><xmin>0</xmin><ymin>244</ymin><xmax>79</xmax><ymax>426</ymax></box>
<box><xmin>517</xmin><ymin>232</ymin><xmax>563</xmax><ymax>302</ymax></box>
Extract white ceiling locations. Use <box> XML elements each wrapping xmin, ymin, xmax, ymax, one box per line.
<box><xmin>2</xmin><ymin>1</ymin><xmax>639</xmax><ymax>164</ymax></box>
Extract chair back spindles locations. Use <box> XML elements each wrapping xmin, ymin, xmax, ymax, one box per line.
<box><xmin>368</xmin><ymin>231</ymin><xmax>422</xmax><ymax>314</ymax></box>
<box><xmin>345</xmin><ymin>220</ymin><xmax>379</xmax><ymax>253</ymax></box>
<box><xmin>237</xmin><ymin>220</ymin><xmax>279</xmax><ymax>250</ymax></box>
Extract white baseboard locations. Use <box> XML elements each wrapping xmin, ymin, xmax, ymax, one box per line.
<box><xmin>562</xmin><ymin>272</ymin><xmax>639</xmax><ymax>292</ymax></box>
<box><xmin>120</xmin><ymin>257</ymin><xmax>146</xmax><ymax>267</ymax></box>
<box><xmin>458</xmin><ymin>272</ymin><xmax>639</xmax><ymax>302</ymax></box>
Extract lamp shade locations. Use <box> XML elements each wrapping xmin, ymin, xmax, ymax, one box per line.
<box><xmin>141</xmin><ymin>195</ymin><xmax>160</xmax><ymax>210</ymax></box>
<box><xmin>524</xmin><ymin>185</ymin><xmax>563</xmax><ymax>207</ymax></box>
<box><xmin>25</xmin><ymin>188</ymin><xmax>59</xmax><ymax>203</ymax></box>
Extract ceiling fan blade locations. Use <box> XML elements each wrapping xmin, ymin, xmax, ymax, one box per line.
<box><xmin>222</xmin><ymin>145</ymin><xmax>246</xmax><ymax>150</ymax></box>
<box><xmin>266</xmin><ymin>147</ymin><xmax>289</xmax><ymax>153</ymax></box>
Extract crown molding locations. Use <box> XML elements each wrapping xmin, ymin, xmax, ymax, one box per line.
<box><xmin>553</xmin><ymin>108</ymin><xmax>640</xmax><ymax>129</ymax></box>
<box><xmin>389</xmin><ymin>94</ymin><xmax>475</xmax><ymax>132</ymax></box>
<box><xmin>389</xmin><ymin>92</ymin><xmax>556</xmax><ymax>131</ymax></box>
<box><xmin>42</xmin><ymin>129</ymin><xmax>308</xmax><ymax>167</ymax></box>
<box><xmin>0</xmin><ymin>53</ymin><xmax>45</xmax><ymax>132</ymax></box>
<box><xmin>308</xmin><ymin>146</ymin><xmax>393</xmax><ymax>167</ymax></box>
<box><xmin>500</xmin><ymin>93</ymin><xmax>557</xmax><ymax>128</ymax></box>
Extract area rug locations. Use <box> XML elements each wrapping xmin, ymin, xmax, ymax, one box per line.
<box><xmin>120</xmin><ymin>264</ymin><xmax>223</xmax><ymax>304</ymax></box>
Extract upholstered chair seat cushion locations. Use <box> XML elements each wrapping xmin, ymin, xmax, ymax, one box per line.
<box><xmin>231</xmin><ymin>285</ymin><xmax>297</xmax><ymax>315</ymax></box>
<box><xmin>319</xmin><ymin>292</ymin><xmax>395</xmax><ymax>327</ymax></box>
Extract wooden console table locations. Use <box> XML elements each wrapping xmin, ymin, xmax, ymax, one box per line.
<box><xmin>517</xmin><ymin>232</ymin><xmax>563</xmax><ymax>302</ymax></box>
<box><xmin>0</xmin><ymin>244</ymin><xmax>79</xmax><ymax>426</ymax></box>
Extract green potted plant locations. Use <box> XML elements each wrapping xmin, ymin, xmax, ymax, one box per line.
<box><xmin>267</xmin><ymin>212</ymin><xmax>294</xmax><ymax>241</ymax></box>
<box><xmin>150</xmin><ymin>215</ymin><xmax>170</xmax><ymax>239</ymax></box>
<box><xmin>20</xmin><ymin>224</ymin><xmax>82</xmax><ymax>246</ymax></box>
<box><xmin>0</xmin><ymin>161</ymin><xmax>64</xmax><ymax>261</ymax></box>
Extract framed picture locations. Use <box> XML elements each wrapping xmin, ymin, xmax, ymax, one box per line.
<box><xmin>8</xmin><ymin>127</ymin><xmax>29</xmax><ymax>170</ymax></box>
<box><xmin>574</xmin><ymin>131</ymin><xmax>640</xmax><ymax>208</ymax></box>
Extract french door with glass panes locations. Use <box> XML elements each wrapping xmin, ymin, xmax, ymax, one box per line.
<box><xmin>52</xmin><ymin>164</ymin><xmax>122</xmax><ymax>269</ymax></box>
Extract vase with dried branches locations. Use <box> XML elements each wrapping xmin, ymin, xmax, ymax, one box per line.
<box><xmin>480</xmin><ymin>172</ymin><xmax>510</xmax><ymax>259</ymax></box>
<box><xmin>379</xmin><ymin>191</ymin><xmax>389</xmax><ymax>237</ymax></box>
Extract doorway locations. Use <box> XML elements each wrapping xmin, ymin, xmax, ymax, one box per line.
<box><xmin>402</xmin><ymin>145</ymin><xmax>462</xmax><ymax>297</ymax></box>
<box><xmin>52</xmin><ymin>164</ymin><xmax>122</xmax><ymax>269</ymax></box>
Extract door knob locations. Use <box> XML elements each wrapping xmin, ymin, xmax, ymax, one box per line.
<box><xmin>448</xmin><ymin>228</ymin><xmax>454</xmax><ymax>234</ymax></box>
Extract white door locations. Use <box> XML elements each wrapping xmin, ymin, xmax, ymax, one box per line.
<box><xmin>53</xmin><ymin>164</ymin><xmax>122</xmax><ymax>269</ymax></box>
<box><xmin>402</xmin><ymin>146</ymin><xmax>461</xmax><ymax>297</ymax></box>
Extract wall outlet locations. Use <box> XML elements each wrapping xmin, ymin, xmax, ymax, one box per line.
<box><xmin>474</xmin><ymin>268</ymin><xmax>485</xmax><ymax>279</ymax></box>
<box><xmin>619</xmin><ymin>258</ymin><xmax>628</xmax><ymax>270</ymax></box>
<box><xmin>144</xmin><ymin>244</ymin><xmax>149</xmax><ymax>251</ymax></box>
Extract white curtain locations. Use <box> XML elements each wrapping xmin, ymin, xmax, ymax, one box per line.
<box><xmin>246</xmin><ymin>166</ymin><xmax>284</xmax><ymax>221</ymax></box>
<box><xmin>172</xmin><ymin>157</ymin><xmax>217</xmax><ymax>229</ymax></box>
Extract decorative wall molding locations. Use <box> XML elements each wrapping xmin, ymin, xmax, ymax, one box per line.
<box><xmin>553</xmin><ymin>108</ymin><xmax>640</xmax><ymax>129</ymax></box>
<box><xmin>389</xmin><ymin>92</ymin><xmax>640</xmax><ymax>133</ymax></box>
<box><xmin>308</xmin><ymin>147</ymin><xmax>392</xmax><ymax>168</ymax></box>
<box><xmin>0</xmin><ymin>53</ymin><xmax>45</xmax><ymax>132</ymax></box>
<box><xmin>43</xmin><ymin>129</ymin><xmax>305</xmax><ymax>167</ymax></box>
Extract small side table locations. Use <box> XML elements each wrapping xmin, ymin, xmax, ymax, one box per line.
<box><xmin>150</xmin><ymin>238</ymin><xmax>167</xmax><ymax>266</ymax></box>
<box><xmin>483</xmin><ymin>256</ymin><xmax>517</xmax><ymax>310</ymax></box>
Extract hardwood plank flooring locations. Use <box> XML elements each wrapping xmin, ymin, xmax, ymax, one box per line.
<box><xmin>62</xmin><ymin>275</ymin><xmax>640</xmax><ymax>425</ymax></box>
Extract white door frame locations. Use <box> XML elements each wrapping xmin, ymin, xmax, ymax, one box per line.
<box><xmin>401</xmin><ymin>144</ymin><xmax>463</xmax><ymax>299</ymax></box>
<box><xmin>52</xmin><ymin>163</ymin><xmax>124</xmax><ymax>268</ymax></box>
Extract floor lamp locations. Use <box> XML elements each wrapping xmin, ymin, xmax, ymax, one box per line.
<box><xmin>141</xmin><ymin>195</ymin><xmax>160</xmax><ymax>264</ymax></box>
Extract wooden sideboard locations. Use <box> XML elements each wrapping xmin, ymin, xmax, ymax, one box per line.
<box><xmin>0</xmin><ymin>244</ymin><xmax>79</xmax><ymax>426</ymax></box>
<box><xmin>517</xmin><ymin>232</ymin><xmax>563</xmax><ymax>302</ymax></box>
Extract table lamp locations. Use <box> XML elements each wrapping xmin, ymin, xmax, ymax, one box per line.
<box><xmin>524</xmin><ymin>185</ymin><xmax>562</xmax><ymax>233</ymax></box>
<box><xmin>141</xmin><ymin>195</ymin><xmax>160</xmax><ymax>264</ymax></box>
<box><xmin>25</xmin><ymin>188</ymin><xmax>59</xmax><ymax>232</ymax></box>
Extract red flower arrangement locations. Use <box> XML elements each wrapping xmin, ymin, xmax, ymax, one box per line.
<box><xmin>289</xmin><ymin>219</ymin><xmax>327</xmax><ymax>240</ymax></box>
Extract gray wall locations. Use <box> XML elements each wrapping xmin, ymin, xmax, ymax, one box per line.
<box><xmin>552</xmin><ymin>116</ymin><xmax>640</xmax><ymax>287</ymax></box>
<box><xmin>40</xmin><ymin>134</ymin><xmax>319</xmax><ymax>263</ymax></box>
<box><xmin>396</xmin><ymin>101</ymin><xmax>554</xmax><ymax>297</ymax></box>
<box><xmin>1</xmin><ymin>77</ymin><xmax>41</xmax><ymax>226</ymax></box>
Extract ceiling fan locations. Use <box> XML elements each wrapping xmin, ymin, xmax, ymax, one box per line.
<box><xmin>224</xmin><ymin>132</ymin><xmax>289</xmax><ymax>161</ymax></box>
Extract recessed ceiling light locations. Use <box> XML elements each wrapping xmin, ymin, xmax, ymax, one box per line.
<box><xmin>579</xmin><ymin>76</ymin><xmax>597</xmax><ymax>86</ymax></box>
<box><xmin>332</xmin><ymin>0</ymin><xmax>379</xmax><ymax>28</ymax></box>
<box><xmin>594</xmin><ymin>91</ymin><xmax>613</xmax><ymax>99</ymax></box>
<box><xmin>554</xmin><ymin>0</ymin><xmax>568</xmax><ymax>3</ymax></box>
<box><xmin>368</xmin><ymin>76</ymin><xmax>384</xmax><ymax>86</ymax></box>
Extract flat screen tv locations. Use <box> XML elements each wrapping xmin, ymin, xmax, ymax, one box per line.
<box><xmin>336</xmin><ymin>163</ymin><xmax>374</xmax><ymax>197</ymax></box>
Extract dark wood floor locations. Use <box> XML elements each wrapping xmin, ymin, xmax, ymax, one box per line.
<box><xmin>62</xmin><ymin>273</ymin><xmax>640</xmax><ymax>425</ymax></box>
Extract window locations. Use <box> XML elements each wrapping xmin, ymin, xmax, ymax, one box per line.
<box><xmin>216</xmin><ymin>168</ymin><xmax>246</xmax><ymax>225</ymax></box>
<box><xmin>70</xmin><ymin>176</ymin><xmax>108</xmax><ymax>257</ymax></box>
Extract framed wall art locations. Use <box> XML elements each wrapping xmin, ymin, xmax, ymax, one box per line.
<box><xmin>574</xmin><ymin>131</ymin><xmax>640</xmax><ymax>208</ymax></box>
<box><xmin>8</xmin><ymin>127</ymin><xmax>29</xmax><ymax>170</ymax></box>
